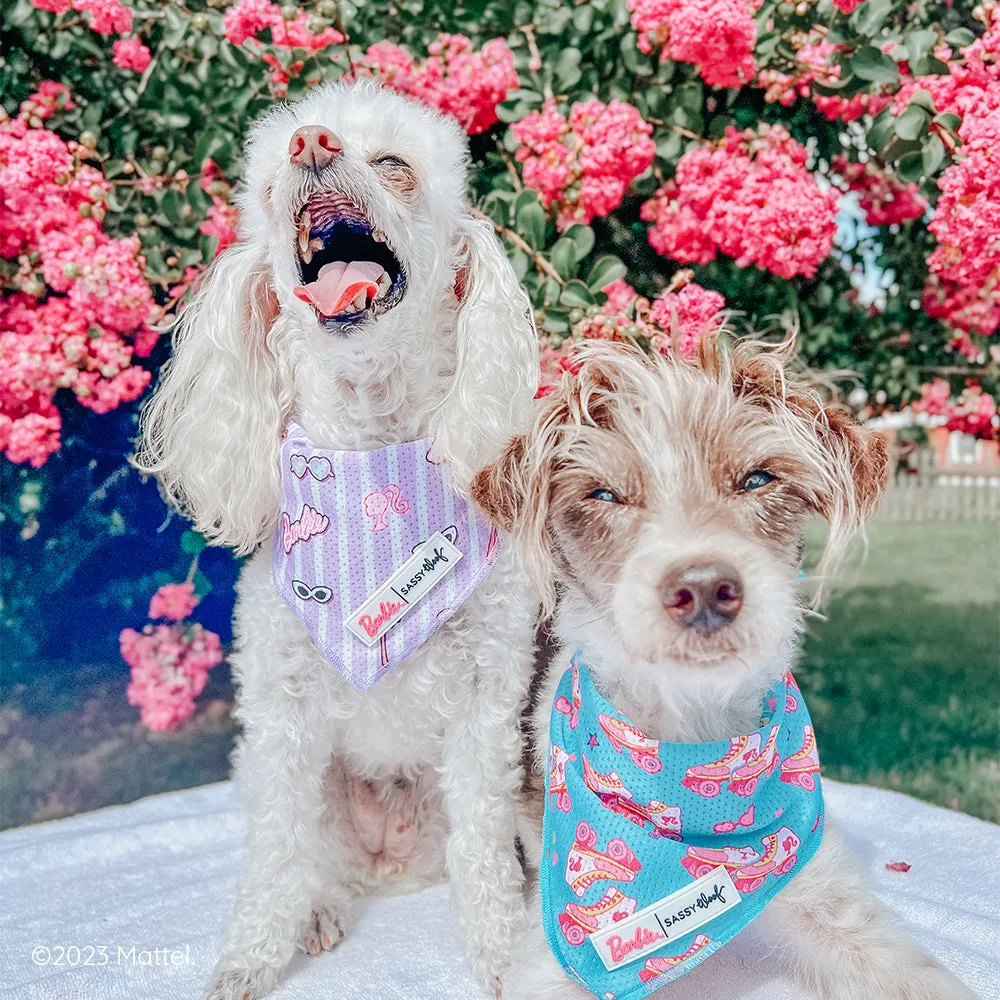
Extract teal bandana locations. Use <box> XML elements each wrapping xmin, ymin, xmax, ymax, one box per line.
<box><xmin>540</xmin><ymin>651</ymin><xmax>825</xmax><ymax>998</ymax></box>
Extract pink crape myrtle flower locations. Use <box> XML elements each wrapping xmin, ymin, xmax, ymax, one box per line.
<box><xmin>833</xmin><ymin>156</ymin><xmax>927</xmax><ymax>227</ymax></box>
<box><xmin>112</xmin><ymin>37</ymin><xmax>152</xmax><ymax>73</ymax></box>
<box><xmin>641</xmin><ymin>124</ymin><xmax>840</xmax><ymax>279</ymax></box>
<box><xmin>0</xmin><ymin>93</ymin><xmax>156</xmax><ymax>466</ymax></box>
<box><xmin>758</xmin><ymin>38</ymin><xmax>893</xmax><ymax>123</ymax></box>
<box><xmin>537</xmin><ymin>277</ymin><xmax>725</xmax><ymax>395</ymax></box>
<box><xmin>222</xmin><ymin>0</ymin><xmax>344</xmax><ymax>52</ymax></box>
<box><xmin>513</xmin><ymin>99</ymin><xmax>654</xmax><ymax>229</ymax></box>
<box><xmin>911</xmin><ymin>378</ymin><xmax>951</xmax><ymax>417</ymax></box>
<box><xmin>886</xmin><ymin>12</ymin><xmax>1000</xmax><ymax>338</ymax></box>
<box><xmin>629</xmin><ymin>0</ymin><xmax>757</xmax><ymax>89</ymax></box>
<box><xmin>121</xmin><ymin>622</ymin><xmax>224</xmax><ymax>731</ymax></box>
<box><xmin>832</xmin><ymin>0</ymin><xmax>866</xmax><ymax>13</ymax></box>
<box><xmin>355</xmin><ymin>35</ymin><xmax>518</xmax><ymax>135</ymax></box>
<box><xmin>149</xmin><ymin>582</ymin><xmax>199</xmax><ymax>621</ymax></box>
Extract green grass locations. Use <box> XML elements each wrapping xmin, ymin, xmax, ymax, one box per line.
<box><xmin>798</xmin><ymin>521</ymin><xmax>1000</xmax><ymax>823</ymax></box>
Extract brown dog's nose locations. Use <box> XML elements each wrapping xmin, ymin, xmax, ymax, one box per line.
<box><xmin>288</xmin><ymin>125</ymin><xmax>342</xmax><ymax>170</ymax></box>
<box><xmin>661</xmin><ymin>561</ymin><xmax>744</xmax><ymax>633</ymax></box>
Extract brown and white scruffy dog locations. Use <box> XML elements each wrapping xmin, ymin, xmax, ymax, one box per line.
<box><xmin>471</xmin><ymin>339</ymin><xmax>976</xmax><ymax>1000</ymax></box>
<box><xmin>137</xmin><ymin>82</ymin><xmax>538</xmax><ymax>999</ymax></box>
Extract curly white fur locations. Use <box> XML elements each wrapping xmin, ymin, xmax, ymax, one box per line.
<box><xmin>137</xmin><ymin>82</ymin><xmax>538</xmax><ymax>999</ymax></box>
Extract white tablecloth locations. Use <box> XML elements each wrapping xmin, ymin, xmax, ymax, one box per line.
<box><xmin>0</xmin><ymin>780</ymin><xmax>995</xmax><ymax>1000</ymax></box>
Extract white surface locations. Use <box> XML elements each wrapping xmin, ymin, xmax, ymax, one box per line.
<box><xmin>0</xmin><ymin>780</ymin><xmax>996</xmax><ymax>1000</ymax></box>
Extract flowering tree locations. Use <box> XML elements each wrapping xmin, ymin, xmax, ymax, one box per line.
<box><xmin>2</xmin><ymin>0</ymin><xmax>997</xmax><ymax>726</ymax></box>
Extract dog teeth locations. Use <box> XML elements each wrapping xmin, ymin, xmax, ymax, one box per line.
<box><xmin>375</xmin><ymin>273</ymin><xmax>391</xmax><ymax>299</ymax></box>
<box><xmin>353</xmin><ymin>290</ymin><xmax>367</xmax><ymax>312</ymax></box>
<box><xmin>297</xmin><ymin>212</ymin><xmax>312</xmax><ymax>255</ymax></box>
<box><xmin>372</xmin><ymin>229</ymin><xmax>386</xmax><ymax>243</ymax></box>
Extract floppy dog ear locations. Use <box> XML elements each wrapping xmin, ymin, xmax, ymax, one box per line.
<box><xmin>808</xmin><ymin>401</ymin><xmax>889</xmax><ymax>577</ymax></box>
<box><xmin>471</xmin><ymin>383</ymin><xmax>577</xmax><ymax>615</ymax></box>
<box><xmin>135</xmin><ymin>242</ymin><xmax>285</xmax><ymax>555</ymax></box>
<box><xmin>430</xmin><ymin>216</ymin><xmax>538</xmax><ymax>491</ymax></box>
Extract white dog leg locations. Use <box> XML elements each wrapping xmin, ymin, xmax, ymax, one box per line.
<box><xmin>204</xmin><ymin>690</ymin><xmax>349</xmax><ymax>1000</ymax></box>
<box><xmin>760</xmin><ymin>824</ymin><xmax>976</xmax><ymax>1000</ymax></box>
<box><xmin>439</xmin><ymin>610</ymin><xmax>534</xmax><ymax>990</ymax></box>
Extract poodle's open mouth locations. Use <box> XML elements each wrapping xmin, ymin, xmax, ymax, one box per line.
<box><xmin>294</xmin><ymin>192</ymin><xmax>406</xmax><ymax>328</ymax></box>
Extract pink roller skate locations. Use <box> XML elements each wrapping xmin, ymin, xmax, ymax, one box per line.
<box><xmin>728</xmin><ymin>725</ymin><xmax>780</xmax><ymax>797</ymax></box>
<box><xmin>780</xmin><ymin>724</ymin><xmax>820</xmax><ymax>791</ymax></box>
<box><xmin>598</xmin><ymin>713</ymin><xmax>662</xmax><ymax>773</ymax></box>
<box><xmin>637</xmin><ymin>934</ymin><xmax>711</xmax><ymax>983</ymax></box>
<box><xmin>680</xmin><ymin>733</ymin><xmax>762</xmax><ymax>798</ymax></box>
<box><xmin>555</xmin><ymin>662</ymin><xmax>582</xmax><ymax>730</ymax></box>
<box><xmin>582</xmin><ymin>756</ymin><xmax>682</xmax><ymax>839</ymax></box>
<box><xmin>680</xmin><ymin>843</ymin><xmax>762</xmax><ymax>881</ymax></box>
<box><xmin>549</xmin><ymin>744</ymin><xmax>576</xmax><ymax>813</ymax></box>
<box><xmin>731</xmin><ymin>826</ymin><xmax>800</xmax><ymax>893</ymax></box>
<box><xmin>564</xmin><ymin>821</ymin><xmax>642</xmax><ymax>897</ymax></box>
<box><xmin>557</xmin><ymin>887</ymin><xmax>637</xmax><ymax>946</ymax></box>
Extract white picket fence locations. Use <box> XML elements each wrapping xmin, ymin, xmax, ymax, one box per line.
<box><xmin>878</xmin><ymin>435</ymin><xmax>1000</xmax><ymax>521</ymax></box>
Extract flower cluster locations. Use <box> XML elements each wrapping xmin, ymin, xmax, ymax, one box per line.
<box><xmin>833</xmin><ymin>155</ymin><xmax>927</xmax><ymax>227</ymax></box>
<box><xmin>357</xmin><ymin>34</ymin><xmax>518</xmax><ymax>135</ymax></box>
<box><xmin>222</xmin><ymin>0</ymin><xmax>344</xmax><ymax>52</ymax></box>
<box><xmin>758</xmin><ymin>38</ymin><xmax>893</xmax><ymax>123</ymax></box>
<box><xmin>0</xmin><ymin>92</ymin><xmax>155</xmax><ymax>466</ymax></box>
<box><xmin>629</xmin><ymin>0</ymin><xmax>757</xmax><ymax>89</ymax></box>
<box><xmin>538</xmin><ymin>276</ymin><xmax>725</xmax><ymax>394</ymax></box>
<box><xmin>512</xmin><ymin>99</ymin><xmax>655</xmax><ymax>229</ymax></box>
<box><xmin>641</xmin><ymin>124</ymin><xmax>840</xmax><ymax>279</ymax></box>
<box><xmin>912</xmin><ymin>378</ymin><xmax>998</xmax><ymax>439</ymax></box>
<box><xmin>120</xmin><ymin>582</ymin><xmax>224</xmax><ymax>732</ymax></box>
<box><xmin>112</xmin><ymin>36</ymin><xmax>152</xmax><ymax>73</ymax></box>
<box><xmin>891</xmin><ymin>12</ymin><xmax>1000</xmax><ymax>341</ymax></box>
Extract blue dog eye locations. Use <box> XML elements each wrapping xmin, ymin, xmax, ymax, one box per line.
<box><xmin>587</xmin><ymin>488</ymin><xmax>621</xmax><ymax>503</ymax></box>
<box><xmin>742</xmin><ymin>470</ymin><xmax>775</xmax><ymax>491</ymax></box>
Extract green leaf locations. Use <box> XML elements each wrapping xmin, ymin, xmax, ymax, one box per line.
<box><xmin>550</xmin><ymin>238</ymin><xmax>578</xmax><ymax>281</ymax></box>
<box><xmin>560</xmin><ymin>280</ymin><xmax>596</xmax><ymax>308</ymax></box>
<box><xmin>192</xmin><ymin>569</ymin><xmax>213</xmax><ymax>599</ymax></box>
<box><xmin>586</xmin><ymin>255</ymin><xmax>627</xmax><ymax>291</ymax></box>
<box><xmin>894</xmin><ymin>105</ymin><xmax>929</xmax><ymax>141</ymax></box>
<box><xmin>922</xmin><ymin>134</ymin><xmax>945</xmax><ymax>176</ymax></box>
<box><xmin>850</xmin><ymin>46</ymin><xmax>900</xmax><ymax>85</ymax></box>
<box><xmin>161</xmin><ymin>189</ymin><xmax>185</xmax><ymax>226</ymax></box>
<box><xmin>932</xmin><ymin>112</ymin><xmax>961</xmax><ymax>133</ymax></box>
<box><xmin>895</xmin><ymin>150</ymin><xmax>925</xmax><ymax>183</ymax></box>
<box><xmin>866</xmin><ymin>107</ymin><xmax>896</xmax><ymax>152</ymax></box>
<box><xmin>563</xmin><ymin>223</ymin><xmax>595</xmax><ymax>260</ymax></box>
<box><xmin>945</xmin><ymin>28</ymin><xmax>976</xmax><ymax>48</ymax></box>
<box><xmin>853</xmin><ymin>0</ymin><xmax>892</xmax><ymax>34</ymax></box>
<box><xmin>906</xmin><ymin>29</ymin><xmax>937</xmax><ymax>64</ymax></box>
<box><xmin>908</xmin><ymin>88</ymin><xmax>936</xmax><ymax>114</ymax></box>
<box><xmin>541</xmin><ymin>308</ymin><xmax>570</xmax><ymax>334</ymax></box>
<box><xmin>181</xmin><ymin>529</ymin><xmax>208</xmax><ymax>555</ymax></box>
<box><xmin>516</xmin><ymin>199</ymin><xmax>547</xmax><ymax>252</ymax></box>
<box><xmin>555</xmin><ymin>48</ymin><xmax>583</xmax><ymax>89</ymax></box>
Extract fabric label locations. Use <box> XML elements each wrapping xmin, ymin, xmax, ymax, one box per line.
<box><xmin>588</xmin><ymin>867</ymin><xmax>740</xmax><ymax>971</ymax></box>
<box><xmin>344</xmin><ymin>531</ymin><xmax>463</xmax><ymax>645</ymax></box>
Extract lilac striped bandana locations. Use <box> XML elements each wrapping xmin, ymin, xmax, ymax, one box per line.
<box><xmin>272</xmin><ymin>421</ymin><xmax>503</xmax><ymax>691</ymax></box>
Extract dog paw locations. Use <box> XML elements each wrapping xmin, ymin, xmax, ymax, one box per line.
<box><xmin>299</xmin><ymin>905</ymin><xmax>350</xmax><ymax>956</ymax></box>
<box><xmin>203</xmin><ymin>966</ymin><xmax>277</xmax><ymax>1000</ymax></box>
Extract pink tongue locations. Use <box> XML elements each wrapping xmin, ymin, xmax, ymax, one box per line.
<box><xmin>294</xmin><ymin>260</ymin><xmax>385</xmax><ymax>317</ymax></box>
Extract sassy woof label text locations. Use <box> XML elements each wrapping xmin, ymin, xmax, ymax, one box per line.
<box><xmin>345</xmin><ymin>531</ymin><xmax>463</xmax><ymax>646</ymax></box>
<box><xmin>589</xmin><ymin>867</ymin><xmax>740</xmax><ymax>971</ymax></box>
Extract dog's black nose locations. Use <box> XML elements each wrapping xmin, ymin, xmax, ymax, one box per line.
<box><xmin>661</xmin><ymin>561</ymin><xmax>744</xmax><ymax>632</ymax></box>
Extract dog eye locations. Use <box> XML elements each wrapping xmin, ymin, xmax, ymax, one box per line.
<box><xmin>586</xmin><ymin>488</ymin><xmax>622</xmax><ymax>504</ymax></box>
<box><xmin>371</xmin><ymin>155</ymin><xmax>410</xmax><ymax>169</ymax></box>
<box><xmin>741</xmin><ymin>470</ymin><xmax>776</xmax><ymax>491</ymax></box>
